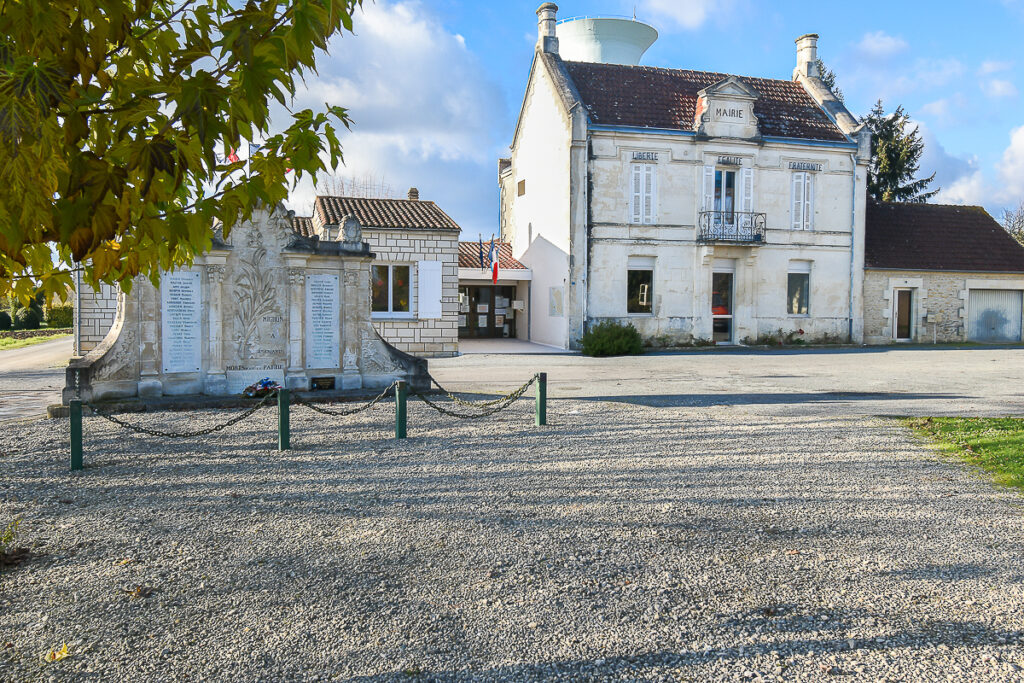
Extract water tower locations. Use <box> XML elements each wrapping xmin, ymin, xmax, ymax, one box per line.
<box><xmin>555</xmin><ymin>15</ymin><xmax>658</xmax><ymax>65</ymax></box>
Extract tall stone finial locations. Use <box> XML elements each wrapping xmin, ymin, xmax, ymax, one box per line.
<box><xmin>794</xmin><ymin>33</ymin><xmax>820</xmax><ymax>79</ymax></box>
<box><xmin>536</xmin><ymin>3</ymin><xmax>559</xmax><ymax>54</ymax></box>
<box><xmin>407</xmin><ymin>187</ymin><xmax>419</xmax><ymax>201</ymax></box>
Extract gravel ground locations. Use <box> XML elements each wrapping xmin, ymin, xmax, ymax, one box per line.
<box><xmin>1</xmin><ymin>396</ymin><xmax>1023</xmax><ymax>682</ymax></box>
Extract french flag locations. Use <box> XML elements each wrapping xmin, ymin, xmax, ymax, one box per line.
<box><xmin>488</xmin><ymin>238</ymin><xmax>499</xmax><ymax>284</ymax></box>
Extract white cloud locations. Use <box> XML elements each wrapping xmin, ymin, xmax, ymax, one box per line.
<box><xmin>920</xmin><ymin>93</ymin><xmax>970</xmax><ymax>126</ymax></box>
<box><xmin>639</xmin><ymin>0</ymin><xmax>737</xmax><ymax>30</ymax></box>
<box><xmin>279</xmin><ymin>1</ymin><xmax>506</xmax><ymax>233</ymax></box>
<box><xmin>855</xmin><ymin>31</ymin><xmax>909</xmax><ymax>59</ymax></box>
<box><xmin>982</xmin><ymin>78</ymin><xmax>1019</xmax><ymax>98</ymax></box>
<box><xmin>930</xmin><ymin>125</ymin><xmax>1024</xmax><ymax>208</ymax></box>
<box><xmin>979</xmin><ymin>60</ymin><xmax>1013</xmax><ymax>75</ymax></box>
<box><xmin>999</xmin><ymin>126</ymin><xmax>1024</xmax><ymax>199</ymax></box>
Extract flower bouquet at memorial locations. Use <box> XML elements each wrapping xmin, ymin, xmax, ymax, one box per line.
<box><xmin>242</xmin><ymin>377</ymin><xmax>282</xmax><ymax>398</ymax></box>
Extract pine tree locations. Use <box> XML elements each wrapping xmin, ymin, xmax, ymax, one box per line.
<box><xmin>862</xmin><ymin>101</ymin><xmax>938</xmax><ymax>203</ymax></box>
<box><xmin>815</xmin><ymin>58</ymin><xmax>844</xmax><ymax>102</ymax></box>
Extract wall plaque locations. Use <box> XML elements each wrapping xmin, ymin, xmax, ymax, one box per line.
<box><xmin>161</xmin><ymin>270</ymin><xmax>202</xmax><ymax>373</ymax></box>
<box><xmin>305</xmin><ymin>273</ymin><xmax>340</xmax><ymax>369</ymax></box>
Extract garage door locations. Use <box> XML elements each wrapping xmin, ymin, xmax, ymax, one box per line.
<box><xmin>968</xmin><ymin>289</ymin><xmax>1023</xmax><ymax>342</ymax></box>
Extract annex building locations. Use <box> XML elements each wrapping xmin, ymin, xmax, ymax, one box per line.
<box><xmin>864</xmin><ymin>201</ymin><xmax>1024</xmax><ymax>344</ymax></box>
<box><xmin>500</xmin><ymin>4</ymin><xmax>871</xmax><ymax>349</ymax></box>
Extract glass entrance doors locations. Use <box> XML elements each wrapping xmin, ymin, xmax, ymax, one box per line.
<box><xmin>712</xmin><ymin>272</ymin><xmax>734</xmax><ymax>343</ymax></box>
<box><xmin>458</xmin><ymin>285</ymin><xmax>518</xmax><ymax>338</ymax></box>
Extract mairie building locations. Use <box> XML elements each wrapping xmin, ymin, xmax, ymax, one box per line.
<box><xmin>499</xmin><ymin>4</ymin><xmax>872</xmax><ymax>349</ymax></box>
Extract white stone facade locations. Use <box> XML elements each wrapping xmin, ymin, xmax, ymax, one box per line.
<box><xmin>500</xmin><ymin>9</ymin><xmax>870</xmax><ymax>349</ymax></box>
<box><xmin>363</xmin><ymin>228</ymin><xmax>459</xmax><ymax>357</ymax></box>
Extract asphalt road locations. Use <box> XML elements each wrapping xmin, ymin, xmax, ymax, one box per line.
<box><xmin>3</xmin><ymin>340</ymin><xmax>1021</xmax><ymax>422</ymax></box>
<box><xmin>0</xmin><ymin>336</ymin><xmax>72</xmax><ymax>422</ymax></box>
<box><xmin>430</xmin><ymin>345</ymin><xmax>1024</xmax><ymax>418</ymax></box>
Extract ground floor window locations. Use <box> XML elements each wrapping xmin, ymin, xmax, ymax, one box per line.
<box><xmin>627</xmin><ymin>268</ymin><xmax>653</xmax><ymax>314</ymax></box>
<box><xmin>372</xmin><ymin>264</ymin><xmax>410</xmax><ymax>314</ymax></box>
<box><xmin>458</xmin><ymin>285</ymin><xmax>518</xmax><ymax>338</ymax></box>
<box><xmin>787</xmin><ymin>272</ymin><xmax>810</xmax><ymax>315</ymax></box>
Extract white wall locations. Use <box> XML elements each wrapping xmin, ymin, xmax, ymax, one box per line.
<box><xmin>501</xmin><ymin>55</ymin><xmax>574</xmax><ymax>348</ymax></box>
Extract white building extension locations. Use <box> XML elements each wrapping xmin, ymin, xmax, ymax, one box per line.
<box><xmin>500</xmin><ymin>4</ymin><xmax>871</xmax><ymax>349</ymax></box>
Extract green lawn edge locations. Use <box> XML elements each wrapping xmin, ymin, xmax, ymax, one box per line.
<box><xmin>0</xmin><ymin>332</ymin><xmax>72</xmax><ymax>351</ymax></box>
<box><xmin>904</xmin><ymin>417</ymin><xmax>1024</xmax><ymax>491</ymax></box>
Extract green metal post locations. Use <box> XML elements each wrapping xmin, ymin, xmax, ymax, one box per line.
<box><xmin>70</xmin><ymin>399</ymin><xmax>83</xmax><ymax>471</ymax></box>
<box><xmin>395</xmin><ymin>381</ymin><xmax>407</xmax><ymax>439</ymax></box>
<box><xmin>535</xmin><ymin>372</ymin><xmax>547</xmax><ymax>427</ymax></box>
<box><xmin>278</xmin><ymin>388</ymin><xmax>290</xmax><ymax>451</ymax></box>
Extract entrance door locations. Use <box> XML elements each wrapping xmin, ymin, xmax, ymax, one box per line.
<box><xmin>712</xmin><ymin>272</ymin><xmax>734</xmax><ymax>343</ymax></box>
<box><xmin>458</xmin><ymin>285</ymin><xmax>518</xmax><ymax>338</ymax></box>
<box><xmin>894</xmin><ymin>289</ymin><xmax>913</xmax><ymax>340</ymax></box>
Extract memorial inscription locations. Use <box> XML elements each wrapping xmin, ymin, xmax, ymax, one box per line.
<box><xmin>306</xmin><ymin>273</ymin><xmax>340</xmax><ymax>369</ymax></box>
<box><xmin>161</xmin><ymin>271</ymin><xmax>202</xmax><ymax>373</ymax></box>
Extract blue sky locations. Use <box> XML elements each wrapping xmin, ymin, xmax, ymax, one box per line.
<box><xmin>287</xmin><ymin>0</ymin><xmax>1024</xmax><ymax>238</ymax></box>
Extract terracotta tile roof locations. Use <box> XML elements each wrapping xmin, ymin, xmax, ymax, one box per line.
<box><xmin>314</xmin><ymin>195</ymin><xmax>460</xmax><ymax>231</ymax></box>
<box><xmin>291</xmin><ymin>215</ymin><xmax>315</xmax><ymax>238</ymax></box>
<box><xmin>458</xmin><ymin>241</ymin><xmax>528</xmax><ymax>270</ymax></box>
<box><xmin>866</xmin><ymin>200</ymin><xmax>1024</xmax><ymax>272</ymax></box>
<box><xmin>561</xmin><ymin>61</ymin><xmax>849</xmax><ymax>143</ymax></box>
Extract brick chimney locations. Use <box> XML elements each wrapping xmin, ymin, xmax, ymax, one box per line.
<box><xmin>536</xmin><ymin>3</ymin><xmax>558</xmax><ymax>55</ymax></box>
<box><xmin>407</xmin><ymin>187</ymin><xmax>419</xmax><ymax>201</ymax></box>
<box><xmin>794</xmin><ymin>33</ymin><xmax>821</xmax><ymax>79</ymax></box>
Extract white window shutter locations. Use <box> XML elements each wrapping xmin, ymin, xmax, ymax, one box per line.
<box><xmin>416</xmin><ymin>260</ymin><xmax>443</xmax><ymax>319</ymax></box>
<box><xmin>791</xmin><ymin>173</ymin><xmax>804</xmax><ymax>230</ymax></box>
<box><xmin>741</xmin><ymin>167</ymin><xmax>754</xmax><ymax>213</ymax></box>
<box><xmin>630</xmin><ymin>164</ymin><xmax>642</xmax><ymax>224</ymax></box>
<box><xmin>643</xmin><ymin>164</ymin><xmax>655</xmax><ymax>224</ymax></box>
<box><xmin>702</xmin><ymin>165</ymin><xmax>715</xmax><ymax>212</ymax></box>
<box><xmin>803</xmin><ymin>173</ymin><xmax>815</xmax><ymax>230</ymax></box>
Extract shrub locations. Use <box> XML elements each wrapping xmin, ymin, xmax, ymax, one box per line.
<box><xmin>0</xmin><ymin>311</ymin><xmax>10</xmax><ymax>331</ymax></box>
<box><xmin>581</xmin><ymin>320</ymin><xmax>644</xmax><ymax>357</ymax></box>
<box><xmin>14</xmin><ymin>307</ymin><xmax>40</xmax><ymax>330</ymax></box>
<box><xmin>45</xmin><ymin>304</ymin><xmax>74</xmax><ymax>329</ymax></box>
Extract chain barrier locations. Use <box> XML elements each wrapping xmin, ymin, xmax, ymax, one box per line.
<box><xmin>85</xmin><ymin>391</ymin><xmax>278</xmax><ymax>438</ymax></box>
<box><xmin>428</xmin><ymin>374</ymin><xmax>513</xmax><ymax>408</ymax></box>
<box><xmin>293</xmin><ymin>382</ymin><xmax>397</xmax><ymax>417</ymax></box>
<box><xmin>412</xmin><ymin>374</ymin><xmax>538</xmax><ymax>419</ymax></box>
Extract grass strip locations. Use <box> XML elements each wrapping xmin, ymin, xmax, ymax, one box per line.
<box><xmin>0</xmin><ymin>332</ymin><xmax>71</xmax><ymax>351</ymax></box>
<box><xmin>906</xmin><ymin>417</ymin><xmax>1024</xmax><ymax>490</ymax></box>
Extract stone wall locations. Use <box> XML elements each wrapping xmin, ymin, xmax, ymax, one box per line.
<box><xmin>863</xmin><ymin>269</ymin><xmax>1024</xmax><ymax>344</ymax></box>
<box><xmin>73</xmin><ymin>281</ymin><xmax>118</xmax><ymax>356</ymax></box>
<box><xmin>363</xmin><ymin>228</ymin><xmax>459</xmax><ymax>357</ymax></box>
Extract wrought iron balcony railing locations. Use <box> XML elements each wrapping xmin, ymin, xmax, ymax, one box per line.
<box><xmin>698</xmin><ymin>211</ymin><xmax>766</xmax><ymax>243</ymax></box>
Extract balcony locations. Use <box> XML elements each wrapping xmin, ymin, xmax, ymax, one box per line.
<box><xmin>698</xmin><ymin>211</ymin><xmax>766</xmax><ymax>244</ymax></box>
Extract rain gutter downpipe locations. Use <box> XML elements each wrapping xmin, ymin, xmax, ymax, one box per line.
<box><xmin>848</xmin><ymin>152</ymin><xmax>857</xmax><ymax>343</ymax></box>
